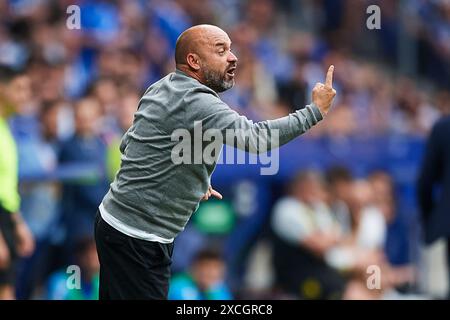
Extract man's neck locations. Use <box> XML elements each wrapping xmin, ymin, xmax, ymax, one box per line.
<box><xmin>176</xmin><ymin>65</ymin><xmax>203</xmax><ymax>85</ymax></box>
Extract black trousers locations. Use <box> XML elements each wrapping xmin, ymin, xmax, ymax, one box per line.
<box><xmin>94</xmin><ymin>211</ymin><xmax>174</xmax><ymax>300</ymax></box>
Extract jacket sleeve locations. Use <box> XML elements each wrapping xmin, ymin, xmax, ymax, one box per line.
<box><xmin>187</xmin><ymin>90</ymin><xmax>323</xmax><ymax>154</ymax></box>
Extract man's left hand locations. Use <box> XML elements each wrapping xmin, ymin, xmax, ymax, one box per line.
<box><xmin>201</xmin><ymin>186</ymin><xmax>223</xmax><ymax>201</ymax></box>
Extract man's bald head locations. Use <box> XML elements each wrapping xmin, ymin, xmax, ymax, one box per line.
<box><xmin>175</xmin><ymin>24</ymin><xmax>229</xmax><ymax>66</ymax></box>
<box><xmin>174</xmin><ymin>24</ymin><xmax>238</xmax><ymax>93</ymax></box>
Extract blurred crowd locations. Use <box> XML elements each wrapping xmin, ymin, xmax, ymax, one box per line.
<box><xmin>270</xmin><ymin>168</ymin><xmax>415</xmax><ymax>299</ymax></box>
<box><xmin>0</xmin><ymin>0</ymin><xmax>449</xmax><ymax>299</ymax></box>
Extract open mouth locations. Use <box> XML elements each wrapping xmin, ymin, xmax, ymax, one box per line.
<box><xmin>226</xmin><ymin>67</ymin><xmax>236</xmax><ymax>77</ymax></box>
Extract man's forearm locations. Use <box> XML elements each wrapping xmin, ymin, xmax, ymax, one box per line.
<box><xmin>228</xmin><ymin>103</ymin><xmax>323</xmax><ymax>153</ymax></box>
<box><xmin>261</xmin><ymin>103</ymin><xmax>323</xmax><ymax>144</ymax></box>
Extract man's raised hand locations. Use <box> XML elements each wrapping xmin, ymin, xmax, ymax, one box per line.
<box><xmin>312</xmin><ymin>65</ymin><xmax>337</xmax><ymax>116</ymax></box>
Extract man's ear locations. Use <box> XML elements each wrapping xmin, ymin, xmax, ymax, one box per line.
<box><xmin>186</xmin><ymin>53</ymin><xmax>201</xmax><ymax>71</ymax></box>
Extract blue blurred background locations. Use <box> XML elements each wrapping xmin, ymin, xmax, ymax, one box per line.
<box><xmin>0</xmin><ymin>0</ymin><xmax>449</xmax><ymax>300</ymax></box>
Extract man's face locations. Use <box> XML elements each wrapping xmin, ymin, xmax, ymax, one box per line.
<box><xmin>198</xmin><ymin>32</ymin><xmax>238</xmax><ymax>93</ymax></box>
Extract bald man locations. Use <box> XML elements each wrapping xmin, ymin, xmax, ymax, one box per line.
<box><xmin>94</xmin><ymin>24</ymin><xmax>336</xmax><ymax>300</ymax></box>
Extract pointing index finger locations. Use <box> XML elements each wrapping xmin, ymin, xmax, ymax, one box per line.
<box><xmin>325</xmin><ymin>65</ymin><xmax>334</xmax><ymax>88</ymax></box>
<box><xmin>210</xmin><ymin>188</ymin><xmax>223</xmax><ymax>200</ymax></box>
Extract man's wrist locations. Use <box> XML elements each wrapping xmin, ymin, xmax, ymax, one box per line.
<box><xmin>309</xmin><ymin>102</ymin><xmax>325</xmax><ymax>120</ymax></box>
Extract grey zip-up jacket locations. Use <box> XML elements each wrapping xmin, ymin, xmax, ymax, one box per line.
<box><xmin>101</xmin><ymin>69</ymin><xmax>323</xmax><ymax>240</ymax></box>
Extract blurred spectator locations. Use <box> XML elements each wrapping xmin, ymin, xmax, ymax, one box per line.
<box><xmin>46</xmin><ymin>237</ymin><xmax>99</xmax><ymax>300</ymax></box>
<box><xmin>324</xmin><ymin>179</ymin><xmax>388</xmax><ymax>283</ymax></box>
<box><xmin>325</xmin><ymin>166</ymin><xmax>353</xmax><ymax>235</ymax></box>
<box><xmin>14</xmin><ymin>99</ymin><xmax>63</xmax><ymax>299</ymax></box>
<box><xmin>89</xmin><ymin>77</ymin><xmax>120</xmax><ymax>134</ymax></box>
<box><xmin>326</xmin><ymin>178</ymin><xmax>414</xmax><ymax>296</ymax></box>
<box><xmin>105</xmin><ymin>87</ymin><xmax>139</xmax><ymax>181</ymax></box>
<box><xmin>58</xmin><ymin>97</ymin><xmax>109</xmax><ymax>255</ymax></box>
<box><xmin>271</xmin><ymin>169</ymin><xmax>414</xmax><ymax>299</ymax></box>
<box><xmin>348</xmin><ymin>180</ymin><xmax>386</xmax><ymax>250</ymax></box>
<box><xmin>0</xmin><ymin>78</ymin><xmax>35</xmax><ymax>299</ymax></box>
<box><xmin>169</xmin><ymin>248</ymin><xmax>232</xmax><ymax>300</ymax></box>
<box><xmin>270</xmin><ymin>170</ymin><xmax>350</xmax><ymax>299</ymax></box>
<box><xmin>418</xmin><ymin>114</ymin><xmax>450</xmax><ymax>298</ymax></box>
<box><xmin>5</xmin><ymin>73</ymin><xmax>43</xmax><ymax>176</ymax></box>
<box><xmin>411</xmin><ymin>0</ymin><xmax>450</xmax><ymax>88</ymax></box>
<box><xmin>369</xmin><ymin>171</ymin><xmax>412</xmax><ymax>267</ymax></box>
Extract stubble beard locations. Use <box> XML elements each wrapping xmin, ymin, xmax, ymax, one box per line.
<box><xmin>201</xmin><ymin>65</ymin><xmax>235</xmax><ymax>93</ymax></box>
